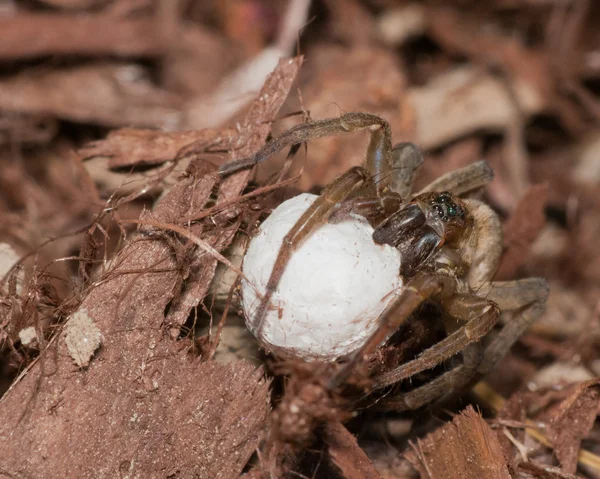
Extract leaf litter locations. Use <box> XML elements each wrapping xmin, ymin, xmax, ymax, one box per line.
<box><xmin>0</xmin><ymin>1</ymin><xmax>600</xmax><ymax>478</ymax></box>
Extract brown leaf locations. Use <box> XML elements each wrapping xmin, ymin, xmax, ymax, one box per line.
<box><xmin>404</xmin><ymin>405</ymin><xmax>511</xmax><ymax>479</ymax></box>
<box><xmin>325</xmin><ymin>421</ymin><xmax>382</xmax><ymax>479</ymax></box>
<box><xmin>547</xmin><ymin>379</ymin><xmax>600</xmax><ymax>474</ymax></box>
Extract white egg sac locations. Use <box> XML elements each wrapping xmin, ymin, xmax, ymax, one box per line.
<box><xmin>241</xmin><ymin>194</ymin><xmax>403</xmax><ymax>361</ymax></box>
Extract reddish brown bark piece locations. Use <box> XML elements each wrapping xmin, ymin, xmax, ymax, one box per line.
<box><xmin>0</xmin><ymin>171</ymin><xmax>269</xmax><ymax>478</ymax></box>
<box><xmin>217</xmin><ymin>56</ymin><xmax>304</xmax><ymax>203</ymax></box>
<box><xmin>497</xmin><ymin>184</ymin><xmax>548</xmax><ymax>279</ymax></box>
<box><xmin>79</xmin><ymin>127</ymin><xmax>236</xmax><ymax>169</ymax></box>
<box><xmin>547</xmin><ymin>379</ymin><xmax>600</xmax><ymax>474</ymax></box>
<box><xmin>0</xmin><ymin>12</ymin><xmax>165</xmax><ymax>59</ymax></box>
<box><xmin>325</xmin><ymin>421</ymin><xmax>382</xmax><ymax>479</ymax></box>
<box><xmin>404</xmin><ymin>405</ymin><xmax>511</xmax><ymax>479</ymax></box>
<box><xmin>0</xmin><ymin>58</ymin><xmax>304</xmax><ymax>478</ymax></box>
<box><xmin>0</xmin><ymin>64</ymin><xmax>183</xmax><ymax>129</ymax></box>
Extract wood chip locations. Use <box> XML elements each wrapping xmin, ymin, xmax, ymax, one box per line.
<box><xmin>0</xmin><ymin>12</ymin><xmax>165</xmax><ymax>59</ymax></box>
<box><xmin>497</xmin><ymin>184</ymin><xmax>548</xmax><ymax>279</ymax></box>
<box><xmin>547</xmin><ymin>379</ymin><xmax>600</xmax><ymax>474</ymax></box>
<box><xmin>79</xmin><ymin>127</ymin><xmax>236</xmax><ymax>169</ymax></box>
<box><xmin>0</xmin><ymin>64</ymin><xmax>183</xmax><ymax>129</ymax></box>
<box><xmin>404</xmin><ymin>405</ymin><xmax>511</xmax><ymax>479</ymax></box>
<box><xmin>325</xmin><ymin>421</ymin><xmax>382</xmax><ymax>479</ymax></box>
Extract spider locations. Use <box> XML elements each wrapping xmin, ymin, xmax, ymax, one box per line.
<box><xmin>219</xmin><ymin>112</ymin><xmax>548</xmax><ymax>413</ymax></box>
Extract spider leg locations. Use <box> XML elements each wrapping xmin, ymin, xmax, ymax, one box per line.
<box><xmin>330</xmin><ymin>142</ymin><xmax>425</xmax><ymax>224</ymax></box>
<box><xmin>475</xmin><ymin>278</ymin><xmax>549</xmax><ymax>376</ymax></box>
<box><xmin>378</xmin><ymin>343</ymin><xmax>483</xmax><ymax>411</ymax></box>
<box><xmin>371</xmin><ymin>293</ymin><xmax>500</xmax><ymax>390</ymax></box>
<box><xmin>416</xmin><ymin>160</ymin><xmax>494</xmax><ymax>197</ymax></box>
<box><xmin>219</xmin><ymin>112</ymin><xmax>393</xmax><ymax>177</ymax></box>
<box><xmin>376</xmin><ymin>278</ymin><xmax>547</xmax><ymax>411</ymax></box>
<box><xmin>327</xmin><ymin>272</ymin><xmax>458</xmax><ymax>390</ymax></box>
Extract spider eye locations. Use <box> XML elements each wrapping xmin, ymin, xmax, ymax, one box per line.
<box><xmin>447</xmin><ymin>205</ymin><xmax>457</xmax><ymax>217</ymax></box>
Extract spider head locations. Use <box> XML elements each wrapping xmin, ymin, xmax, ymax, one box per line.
<box><xmin>415</xmin><ymin>192</ymin><xmax>471</xmax><ymax>246</ymax></box>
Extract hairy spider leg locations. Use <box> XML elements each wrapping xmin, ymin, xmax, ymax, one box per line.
<box><xmin>378</xmin><ymin>278</ymin><xmax>548</xmax><ymax>411</ymax></box>
<box><xmin>476</xmin><ymin>278</ymin><xmax>548</xmax><ymax>376</ymax></box>
<box><xmin>220</xmin><ymin>112</ymin><xmax>391</xmax><ymax>176</ymax></box>
<box><xmin>371</xmin><ymin>292</ymin><xmax>501</xmax><ymax>389</ymax></box>
<box><xmin>327</xmin><ymin>272</ymin><xmax>457</xmax><ymax>390</ymax></box>
<box><xmin>379</xmin><ymin>343</ymin><xmax>483</xmax><ymax>411</ymax></box>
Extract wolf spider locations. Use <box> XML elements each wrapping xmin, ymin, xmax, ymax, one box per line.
<box><xmin>220</xmin><ymin>112</ymin><xmax>548</xmax><ymax>412</ymax></box>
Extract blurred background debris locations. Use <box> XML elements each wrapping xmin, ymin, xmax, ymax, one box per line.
<box><xmin>0</xmin><ymin>0</ymin><xmax>599</xmax><ymax>477</ymax></box>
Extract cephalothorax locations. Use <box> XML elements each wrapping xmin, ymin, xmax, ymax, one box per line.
<box><xmin>220</xmin><ymin>112</ymin><xmax>548</xmax><ymax>415</ymax></box>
